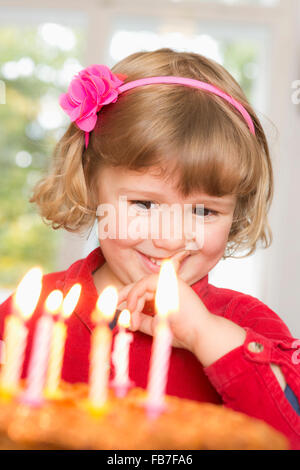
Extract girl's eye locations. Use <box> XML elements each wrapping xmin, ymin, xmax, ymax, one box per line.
<box><xmin>193</xmin><ymin>206</ymin><xmax>217</xmax><ymax>218</ymax></box>
<box><xmin>130</xmin><ymin>201</ymin><xmax>217</xmax><ymax>218</ymax></box>
<box><xmin>130</xmin><ymin>200</ymin><xmax>158</xmax><ymax>211</ymax></box>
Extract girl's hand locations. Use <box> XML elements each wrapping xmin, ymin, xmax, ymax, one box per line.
<box><xmin>117</xmin><ymin>251</ymin><xmax>212</xmax><ymax>355</ymax></box>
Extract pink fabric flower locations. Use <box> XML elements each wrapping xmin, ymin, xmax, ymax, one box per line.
<box><xmin>59</xmin><ymin>65</ymin><xmax>127</xmax><ymax>147</ymax></box>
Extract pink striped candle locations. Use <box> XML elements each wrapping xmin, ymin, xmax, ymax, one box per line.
<box><xmin>45</xmin><ymin>284</ymin><xmax>81</xmax><ymax>399</ymax></box>
<box><xmin>146</xmin><ymin>260</ymin><xmax>179</xmax><ymax>418</ymax></box>
<box><xmin>111</xmin><ymin>309</ymin><xmax>134</xmax><ymax>397</ymax></box>
<box><xmin>21</xmin><ymin>290</ymin><xmax>63</xmax><ymax>406</ymax></box>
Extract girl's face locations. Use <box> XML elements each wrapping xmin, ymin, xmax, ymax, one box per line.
<box><xmin>95</xmin><ymin>166</ymin><xmax>236</xmax><ymax>289</ymax></box>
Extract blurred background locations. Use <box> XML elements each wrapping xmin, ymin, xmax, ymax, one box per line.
<box><xmin>0</xmin><ymin>0</ymin><xmax>299</xmax><ymax>336</ymax></box>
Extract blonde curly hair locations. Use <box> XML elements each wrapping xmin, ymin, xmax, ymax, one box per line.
<box><xmin>30</xmin><ymin>48</ymin><xmax>273</xmax><ymax>259</ymax></box>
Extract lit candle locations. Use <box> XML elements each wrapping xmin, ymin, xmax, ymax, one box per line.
<box><xmin>88</xmin><ymin>286</ymin><xmax>118</xmax><ymax>413</ymax></box>
<box><xmin>146</xmin><ymin>260</ymin><xmax>179</xmax><ymax>418</ymax></box>
<box><xmin>45</xmin><ymin>284</ymin><xmax>81</xmax><ymax>399</ymax></box>
<box><xmin>21</xmin><ymin>288</ymin><xmax>63</xmax><ymax>406</ymax></box>
<box><xmin>0</xmin><ymin>267</ymin><xmax>43</xmax><ymax>399</ymax></box>
<box><xmin>111</xmin><ymin>309</ymin><xmax>134</xmax><ymax>397</ymax></box>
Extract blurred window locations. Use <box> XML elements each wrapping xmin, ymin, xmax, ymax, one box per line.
<box><xmin>0</xmin><ymin>13</ymin><xmax>86</xmax><ymax>299</ymax></box>
<box><xmin>106</xmin><ymin>17</ymin><xmax>269</xmax><ymax>112</ymax></box>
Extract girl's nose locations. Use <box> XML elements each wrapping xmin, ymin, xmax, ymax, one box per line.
<box><xmin>150</xmin><ymin>208</ymin><xmax>194</xmax><ymax>253</ymax></box>
<box><xmin>152</xmin><ymin>236</ymin><xmax>186</xmax><ymax>253</ymax></box>
<box><xmin>151</xmin><ymin>207</ymin><xmax>201</xmax><ymax>252</ymax></box>
<box><xmin>150</xmin><ymin>207</ymin><xmax>198</xmax><ymax>253</ymax></box>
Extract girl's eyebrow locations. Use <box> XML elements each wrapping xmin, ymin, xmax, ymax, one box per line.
<box><xmin>118</xmin><ymin>188</ymin><xmax>165</xmax><ymax>199</ymax></box>
<box><xmin>118</xmin><ymin>188</ymin><xmax>235</xmax><ymax>207</ymax></box>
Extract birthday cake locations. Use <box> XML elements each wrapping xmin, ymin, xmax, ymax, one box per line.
<box><xmin>0</xmin><ymin>381</ymin><xmax>289</xmax><ymax>450</ymax></box>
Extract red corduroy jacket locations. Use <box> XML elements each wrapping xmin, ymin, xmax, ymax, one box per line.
<box><xmin>0</xmin><ymin>247</ymin><xmax>300</xmax><ymax>449</ymax></box>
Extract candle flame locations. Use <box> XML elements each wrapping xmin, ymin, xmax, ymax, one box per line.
<box><xmin>155</xmin><ymin>260</ymin><xmax>179</xmax><ymax>318</ymax></box>
<box><xmin>14</xmin><ymin>267</ymin><xmax>43</xmax><ymax>320</ymax></box>
<box><xmin>118</xmin><ymin>309</ymin><xmax>131</xmax><ymax>329</ymax></box>
<box><xmin>95</xmin><ymin>286</ymin><xmax>118</xmax><ymax>322</ymax></box>
<box><xmin>62</xmin><ymin>284</ymin><xmax>81</xmax><ymax>319</ymax></box>
<box><xmin>45</xmin><ymin>290</ymin><xmax>63</xmax><ymax>315</ymax></box>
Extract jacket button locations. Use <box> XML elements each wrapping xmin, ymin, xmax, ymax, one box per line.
<box><xmin>247</xmin><ymin>341</ymin><xmax>264</xmax><ymax>353</ymax></box>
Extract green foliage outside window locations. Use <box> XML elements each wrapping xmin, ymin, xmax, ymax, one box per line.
<box><xmin>0</xmin><ymin>24</ymin><xmax>85</xmax><ymax>289</ymax></box>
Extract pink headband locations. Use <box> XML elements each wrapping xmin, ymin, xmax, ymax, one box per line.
<box><xmin>59</xmin><ymin>64</ymin><xmax>255</xmax><ymax>149</ymax></box>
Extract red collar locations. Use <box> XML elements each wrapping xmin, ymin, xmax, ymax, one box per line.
<box><xmin>60</xmin><ymin>246</ymin><xmax>209</xmax><ymax>332</ymax></box>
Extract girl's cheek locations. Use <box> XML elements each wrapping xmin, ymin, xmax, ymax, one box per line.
<box><xmin>126</xmin><ymin>213</ymin><xmax>152</xmax><ymax>244</ymax></box>
<box><xmin>96</xmin><ymin>204</ymin><xmax>145</xmax><ymax>246</ymax></box>
<box><xmin>96</xmin><ymin>202</ymin><xmax>119</xmax><ymax>241</ymax></box>
<box><xmin>201</xmin><ymin>221</ymin><xmax>232</xmax><ymax>256</ymax></box>
<box><xmin>99</xmin><ymin>207</ymin><xmax>151</xmax><ymax>246</ymax></box>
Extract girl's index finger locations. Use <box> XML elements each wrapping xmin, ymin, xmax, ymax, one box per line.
<box><xmin>126</xmin><ymin>273</ymin><xmax>159</xmax><ymax>311</ymax></box>
<box><xmin>117</xmin><ymin>282</ymin><xmax>135</xmax><ymax>305</ymax></box>
<box><xmin>117</xmin><ymin>274</ymin><xmax>158</xmax><ymax>310</ymax></box>
<box><xmin>117</xmin><ymin>252</ymin><xmax>188</xmax><ymax>311</ymax></box>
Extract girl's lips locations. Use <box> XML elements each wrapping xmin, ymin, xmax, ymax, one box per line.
<box><xmin>136</xmin><ymin>250</ymin><xmax>190</xmax><ymax>274</ymax></box>
<box><xmin>137</xmin><ymin>251</ymin><xmax>161</xmax><ymax>273</ymax></box>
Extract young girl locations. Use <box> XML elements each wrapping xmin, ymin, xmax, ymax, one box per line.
<box><xmin>1</xmin><ymin>48</ymin><xmax>300</xmax><ymax>449</ymax></box>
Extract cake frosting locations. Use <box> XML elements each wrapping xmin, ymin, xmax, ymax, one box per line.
<box><xmin>0</xmin><ymin>382</ymin><xmax>289</xmax><ymax>450</ymax></box>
